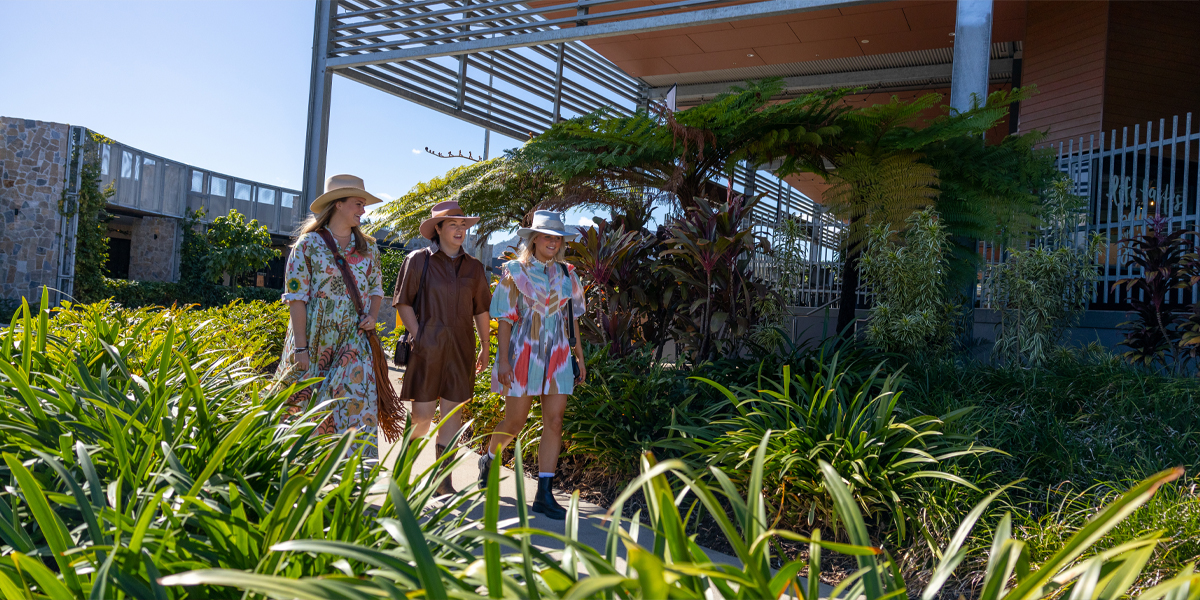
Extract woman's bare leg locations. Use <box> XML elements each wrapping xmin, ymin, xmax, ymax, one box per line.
<box><xmin>538</xmin><ymin>394</ymin><xmax>568</xmax><ymax>474</ymax></box>
<box><xmin>486</xmin><ymin>395</ymin><xmax>534</xmax><ymax>457</ymax></box>
<box><xmin>437</xmin><ymin>398</ymin><xmax>464</xmax><ymax>446</ymax></box>
<box><xmin>409</xmin><ymin>400</ymin><xmax>437</xmax><ymax>440</ymax></box>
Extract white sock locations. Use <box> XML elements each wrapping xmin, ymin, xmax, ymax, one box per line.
<box><xmin>538</xmin><ymin>472</ymin><xmax>554</xmax><ymax>478</ymax></box>
<box><xmin>487</xmin><ymin>450</ymin><xmax>495</xmax><ymax>459</ymax></box>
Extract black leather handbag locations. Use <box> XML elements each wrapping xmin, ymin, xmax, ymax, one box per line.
<box><xmin>559</xmin><ymin>263</ymin><xmax>581</xmax><ymax>380</ymax></box>
<box><xmin>393</xmin><ymin>249</ymin><xmax>430</xmax><ymax>367</ymax></box>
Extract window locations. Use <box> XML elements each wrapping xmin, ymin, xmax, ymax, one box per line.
<box><xmin>133</xmin><ymin>157</ymin><xmax>141</xmax><ymax>181</ymax></box>
<box><xmin>121</xmin><ymin>151</ymin><xmax>133</xmax><ymax>178</ymax></box>
<box><xmin>257</xmin><ymin>187</ymin><xmax>276</xmax><ymax>206</ymax></box>
<box><xmin>210</xmin><ymin>176</ymin><xmax>227</xmax><ymax>196</ymax></box>
<box><xmin>191</xmin><ymin>171</ymin><xmax>205</xmax><ymax>193</ymax></box>
<box><xmin>281</xmin><ymin>192</ymin><xmax>297</xmax><ymax>209</ymax></box>
<box><xmin>101</xmin><ymin>146</ymin><xmax>111</xmax><ymax>175</ymax></box>
<box><xmin>234</xmin><ymin>182</ymin><xmax>252</xmax><ymax>201</ymax></box>
<box><xmin>144</xmin><ymin>157</ymin><xmax>155</xmax><ymax>166</ymax></box>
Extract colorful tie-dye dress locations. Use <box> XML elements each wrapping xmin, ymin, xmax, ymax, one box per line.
<box><xmin>270</xmin><ymin>229</ymin><xmax>385</xmax><ymax>458</ymax></box>
<box><xmin>490</xmin><ymin>258</ymin><xmax>586</xmax><ymax>397</ymax></box>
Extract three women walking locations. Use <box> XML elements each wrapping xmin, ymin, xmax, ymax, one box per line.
<box><xmin>273</xmin><ymin>185</ymin><xmax>585</xmax><ymax>520</ymax></box>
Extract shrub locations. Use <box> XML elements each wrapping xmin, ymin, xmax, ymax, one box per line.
<box><xmin>985</xmin><ymin>177</ymin><xmax>1104</xmax><ymax>367</ymax></box>
<box><xmin>682</xmin><ymin>357</ymin><xmax>991</xmax><ymax>541</ymax></box>
<box><xmin>98</xmin><ymin>277</ymin><xmax>283</xmax><ymax>309</ymax></box>
<box><xmin>859</xmin><ymin>208</ymin><xmax>960</xmax><ymax>356</ymax></box>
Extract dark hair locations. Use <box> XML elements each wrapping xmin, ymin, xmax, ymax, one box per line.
<box><xmin>431</xmin><ymin>221</ymin><xmax>444</xmax><ymax>245</ymax></box>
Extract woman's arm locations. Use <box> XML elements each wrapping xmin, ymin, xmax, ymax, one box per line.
<box><xmin>495</xmin><ymin>320</ymin><xmax>513</xmax><ymax>387</ymax></box>
<box><xmin>396</xmin><ymin>304</ymin><xmax>419</xmax><ymax>338</ymax></box>
<box><xmin>474</xmin><ymin>312</ymin><xmax>490</xmax><ymax>373</ymax></box>
<box><xmin>572</xmin><ymin>317</ymin><xmax>586</xmax><ymax>383</ymax></box>
<box><xmin>288</xmin><ymin>300</ymin><xmax>310</xmax><ymax>369</ymax></box>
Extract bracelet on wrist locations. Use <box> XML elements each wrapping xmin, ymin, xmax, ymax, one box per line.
<box><xmin>294</xmin><ymin>347</ymin><xmax>308</xmax><ymax>352</ymax></box>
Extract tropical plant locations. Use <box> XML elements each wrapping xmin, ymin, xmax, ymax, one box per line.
<box><xmin>859</xmin><ymin>207</ymin><xmax>961</xmax><ymax>356</ymax></box>
<box><xmin>379</xmin><ymin>246</ymin><xmax>407</xmax><ymax>297</ymax></box>
<box><xmin>368</xmin><ymin>152</ymin><xmax>629</xmax><ymax>244</ymax></box>
<box><xmin>795</xmin><ymin>88</ymin><xmax>1056</xmax><ymax>335</ymax></box>
<box><xmin>65</xmin><ymin>132</ymin><xmax>115</xmax><ymax>303</ymax></box>
<box><xmin>524</xmin><ymin>78</ymin><xmax>846</xmax><ymax>212</ymax></box>
<box><xmin>1112</xmin><ymin>214</ymin><xmax>1197</xmax><ymax>369</ymax></box>
<box><xmin>203</xmin><ymin>208</ymin><xmax>280</xmax><ymax>286</ymax></box>
<box><xmin>660</xmin><ymin>195</ymin><xmax>774</xmax><ymax>362</ymax></box>
<box><xmin>680</xmin><ymin>358</ymin><xmax>990</xmax><ymax>541</ymax></box>
<box><xmin>750</xmin><ymin>215</ymin><xmax>811</xmax><ymax>352</ymax></box>
<box><xmin>986</xmin><ymin>177</ymin><xmax>1103</xmax><ymax>367</ymax></box>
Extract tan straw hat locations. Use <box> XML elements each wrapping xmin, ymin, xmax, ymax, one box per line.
<box><xmin>309</xmin><ymin>174</ymin><xmax>386</xmax><ymax>213</ymax></box>
<box><xmin>419</xmin><ymin>201</ymin><xmax>481</xmax><ymax>240</ymax></box>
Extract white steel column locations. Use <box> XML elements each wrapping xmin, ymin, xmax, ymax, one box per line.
<box><xmin>949</xmin><ymin>0</ymin><xmax>994</xmax><ymax>113</ymax></box>
<box><xmin>302</xmin><ymin>0</ymin><xmax>334</xmax><ymax>205</ymax></box>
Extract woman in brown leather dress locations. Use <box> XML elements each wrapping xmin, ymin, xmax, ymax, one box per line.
<box><xmin>392</xmin><ymin>201</ymin><xmax>492</xmax><ymax>496</ymax></box>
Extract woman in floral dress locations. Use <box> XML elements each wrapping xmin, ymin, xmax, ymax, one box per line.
<box><xmin>477</xmin><ymin>211</ymin><xmax>587</xmax><ymax>520</ymax></box>
<box><xmin>270</xmin><ymin>174</ymin><xmax>388</xmax><ymax>459</ymax></box>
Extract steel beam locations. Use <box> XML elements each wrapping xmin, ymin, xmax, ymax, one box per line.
<box><xmin>302</xmin><ymin>0</ymin><xmax>335</xmax><ymax>206</ymax></box>
<box><xmin>950</xmin><ymin>0</ymin><xmax>994</xmax><ymax>113</ymax></box>
<box><xmin>551</xmin><ymin>43</ymin><xmax>565</xmax><ymax>122</ymax></box>
<box><xmin>647</xmin><ymin>59</ymin><xmax>1014</xmax><ymax>102</ymax></box>
<box><xmin>325</xmin><ymin>0</ymin><xmax>880</xmax><ymax>68</ymax></box>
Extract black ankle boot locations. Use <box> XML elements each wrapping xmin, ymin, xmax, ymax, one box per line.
<box><xmin>477</xmin><ymin>452</ymin><xmax>495</xmax><ymax>489</ymax></box>
<box><xmin>531</xmin><ymin>476</ymin><xmax>566</xmax><ymax>520</ymax></box>
<box><xmin>434</xmin><ymin>444</ymin><xmax>457</xmax><ymax>496</ymax></box>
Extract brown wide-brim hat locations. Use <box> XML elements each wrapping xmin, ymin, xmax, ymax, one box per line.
<box><xmin>309</xmin><ymin>174</ymin><xmax>386</xmax><ymax>214</ymax></box>
<box><xmin>419</xmin><ymin>201</ymin><xmax>481</xmax><ymax>240</ymax></box>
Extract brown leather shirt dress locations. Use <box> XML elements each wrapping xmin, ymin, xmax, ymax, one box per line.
<box><xmin>393</xmin><ymin>247</ymin><xmax>492</xmax><ymax>403</ymax></box>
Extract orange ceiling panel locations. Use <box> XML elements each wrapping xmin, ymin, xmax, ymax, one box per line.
<box><xmin>664</xmin><ymin>48</ymin><xmax>768</xmax><ymax>72</ymax></box>
<box><xmin>587</xmin><ymin>35</ymin><xmax>703</xmax><ymax>61</ymax></box>
<box><xmin>787</xmin><ymin>9</ymin><xmax>914</xmax><ymax>42</ymax></box>
<box><xmin>857</xmin><ymin>27</ymin><xmax>955</xmax><ymax>56</ymax></box>
<box><xmin>754</xmin><ymin>37</ymin><xmax>865</xmax><ymax>64</ymax></box>
<box><xmin>688</xmin><ymin>22</ymin><xmax>800</xmax><ymax>52</ymax></box>
<box><xmin>611</xmin><ymin>57</ymin><xmax>679</xmax><ymax>77</ymax></box>
<box><xmin>636</xmin><ymin>23</ymin><xmax>733</xmax><ymax>40</ymax></box>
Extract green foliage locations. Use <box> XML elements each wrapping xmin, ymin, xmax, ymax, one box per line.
<box><xmin>367</xmin><ymin>152</ymin><xmax>627</xmax><ymax>243</ymax></box>
<box><xmin>860</xmin><ymin>208</ymin><xmax>961</xmax><ymax>355</ymax></box>
<box><xmin>98</xmin><ymin>277</ymin><xmax>283</xmax><ymax>309</ymax></box>
<box><xmin>908</xmin><ymin>346</ymin><xmax>1200</xmax><ymax>489</ymax></box>
<box><xmin>178</xmin><ymin>208</ymin><xmax>212</xmax><ymax>288</ymax></box>
<box><xmin>203</xmin><ymin>209</ymin><xmax>279</xmax><ymax>285</ymax></box>
<box><xmin>682</xmin><ymin>358</ymin><xmax>990</xmax><ymax>541</ymax></box>
<box><xmin>64</xmin><ymin>132</ymin><xmax>115</xmax><ymax>303</ymax></box>
<box><xmin>524</xmin><ymin>79</ymin><xmax>847</xmax><ymax>211</ymax></box>
<box><xmin>379</xmin><ymin>247</ymin><xmax>407</xmax><ymax>297</ymax></box>
<box><xmin>751</xmin><ymin>216</ymin><xmax>810</xmax><ymax>351</ymax></box>
<box><xmin>986</xmin><ymin>178</ymin><xmax>1104</xmax><ymax>367</ymax></box>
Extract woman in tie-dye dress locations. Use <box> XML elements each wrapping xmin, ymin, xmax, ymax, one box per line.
<box><xmin>477</xmin><ymin>211</ymin><xmax>586</xmax><ymax>520</ymax></box>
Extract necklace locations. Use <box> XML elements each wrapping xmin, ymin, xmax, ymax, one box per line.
<box><xmin>327</xmin><ymin>227</ymin><xmax>353</xmax><ymax>244</ymax></box>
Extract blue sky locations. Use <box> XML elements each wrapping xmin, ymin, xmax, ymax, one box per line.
<box><xmin>0</xmin><ymin>0</ymin><xmax>595</xmax><ymax>237</ymax></box>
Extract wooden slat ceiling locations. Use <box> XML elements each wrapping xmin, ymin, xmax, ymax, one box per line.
<box><xmin>545</xmin><ymin>0</ymin><xmax>1028</xmax><ymax>81</ymax></box>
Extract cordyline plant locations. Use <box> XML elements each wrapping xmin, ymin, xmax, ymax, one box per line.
<box><xmin>660</xmin><ymin>194</ymin><xmax>774</xmax><ymax>363</ymax></box>
<box><xmin>1113</xmin><ymin>214</ymin><xmax>1197</xmax><ymax>370</ymax></box>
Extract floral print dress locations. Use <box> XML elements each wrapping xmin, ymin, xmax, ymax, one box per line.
<box><xmin>490</xmin><ymin>258</ymin><xmax>585</xmax><ymax>397</ymax></box>
<box><xmin>270</xmin><ymin>229</ymin><xmax>385</xmax><ymax>458</ymax></box>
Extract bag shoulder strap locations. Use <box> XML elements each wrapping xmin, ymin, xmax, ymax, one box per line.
<box><xmin>317</xmin><ymin>229</ymin><xmax>365</xmax><ymax>316</ymax></box>
<box><xmin>559</xmin><ymin>263</ymin><xmax>576</xmax><ymax>346</ymax></box>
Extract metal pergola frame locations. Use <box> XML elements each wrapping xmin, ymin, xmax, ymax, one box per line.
<box><xmin>301</xmin><ymin>0</ymin><xmax>876</xmax><ymax>208</ymax></box>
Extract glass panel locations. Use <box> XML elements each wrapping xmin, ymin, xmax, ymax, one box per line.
<box><xmin>257</xmin><ymin>187</ymin><xmax>276</xmax><ymax>205</ymax></box>
<box><xmin>101</xmin><ymin>145</ymin><xmax>110</xmax><ymax>175</ymax></box>
<box><xmin>121</xmin><ymin>151</ymin><xmax>132</xmax><ymax>178</ymax></box>
<box><xmin>281</xmin><ymin>192</ymin><xmax>297</xmax><ymax>209</ymax></box>
<box><xmin>133</xmin><ymin>157</ymin><xmax>141</xmax><ymax>181</ymax></box>
<box><xmin>210</xmin><ymin>177</ymin><xmax>227</xmax><ymax>196</ymax></box>
<box><xmin>234</xmin><ymin>182</ymin><xmax>251</xmax><ymax>201</ymax></box>
<box><xmin>144</xmin><ymin>157</ymin><xmax>155</xmax><ymax>166</ymax></box>
<box><xmin>191</xmin><ymin>171</ymin><xmax>205</xmax><ymax>193</ymax></box>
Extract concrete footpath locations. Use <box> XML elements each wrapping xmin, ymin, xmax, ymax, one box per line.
<box><xmin>379</xmin><ymin>368</ymin><xmax>835</xmax><ymax>595</ymax></box>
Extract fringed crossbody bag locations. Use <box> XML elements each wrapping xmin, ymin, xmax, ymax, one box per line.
<box><xmin>316</xmin><ymin>229</ymin><xmax>406</xmax><ymax>442</ymax></box>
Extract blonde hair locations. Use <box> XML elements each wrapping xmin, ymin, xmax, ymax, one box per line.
<box><xmin>293</xmin><ymin>198</ymin><xmax>375</xmax><ymax>254</ymax></box>
<box><xmin>518</xmin><ymin>232</ymin><xmax>567</xmax><ymax>264</ymax></box>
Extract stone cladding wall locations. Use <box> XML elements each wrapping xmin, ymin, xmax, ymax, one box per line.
<box><xmin>128</xmin><ymin>216</ymin><xmax>179</xmax><ymax>282</ymax></box>
<box><xmin>1</xmin><ymin>117</ymin><xmax>68</xmax><ymax>304</ymax></box>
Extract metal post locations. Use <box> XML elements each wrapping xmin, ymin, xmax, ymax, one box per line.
<box><xmin>949</xmin><ymin>0</ymin><xmax>993</xmax><ymax>114</ymax></box>
<box><xmin>302</xmin><ymin>0</ymin><xmax>334</xmax><ymax>206</ymax></box>
<box><xmin>456</xmin><ymin>0</ymin><xmax>473</xmax><ymax>111</ymax></box>
<box><xmin>552</xmin><ymin>43</ymin><xmax>566</xmax><ymax>122</ymax></box>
